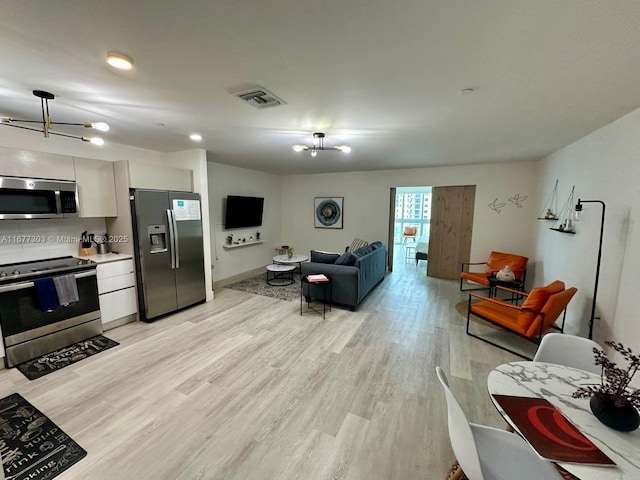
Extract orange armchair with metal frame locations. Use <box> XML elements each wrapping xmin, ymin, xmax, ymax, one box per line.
<box><xmin>460</xmin><ymin>251</ymin><xmax>528</xmax><ymax>291</ymax></box>
<box><xmin>466</xmin><ymin>280</ymin><xmax>577</xmax><ymax>359</ymax></box>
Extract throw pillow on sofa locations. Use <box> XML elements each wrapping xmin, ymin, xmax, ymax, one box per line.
<box><xmin>369</xmin><ymin>241</ymin><xmax>383</xmax><ymax>250</ymax></box>
<box><xmin>311</xmin><ymin>250</ymin><xmax>341</xmax><ymax>264</ymax></box>
<box><xmin>334</xmin><ymin>252</ymin><xmax>357</xmax><ymax>266</ymax></box>
<box><xmin>352</xmin><ymin>245</ymin><xmax>374</xmax><ymax>257</ymax></box>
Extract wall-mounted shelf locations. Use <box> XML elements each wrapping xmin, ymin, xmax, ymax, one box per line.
<box><xmin>549</xmin><ymin>228</ymin><xmax>576</xmax><ymax>235</ymax></box>
<box><xmin>222</xmin><ymin>240</ymin><xmax>264</xmax><ymax>249</ymax></box>
<box><xmin>538</xmin><ymin>179</ymin><xmax>558</xmax><ymax>221</ymax></box>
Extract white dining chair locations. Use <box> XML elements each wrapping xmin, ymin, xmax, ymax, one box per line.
<box><xmin>436</xmin><ymin>366</ymin><xmax>561</xmax><ymax>480</ymax></box>
<box><xmin>534</xmin><ymin>333</ymin><xmax>603</xmax><ymax>374</ymax></box>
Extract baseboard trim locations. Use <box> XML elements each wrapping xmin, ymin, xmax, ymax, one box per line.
<box><xmin>213</xmin><ymin>265</ymin><xmax>269</xmax><ymax>289</ymax></box>
<box><xmin>103</xmin><ymin>313</ymin><xmax>137</xmax><ymax>331</ymax></box>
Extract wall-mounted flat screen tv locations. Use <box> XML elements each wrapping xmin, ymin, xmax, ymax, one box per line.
<box><xmin>224</xmin><ymin>195</ymin><xmax>264</xmax><ymax>229</ymax></box>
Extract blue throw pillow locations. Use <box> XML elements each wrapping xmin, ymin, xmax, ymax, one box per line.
<box><xmin>311</xmin><ymin>250</ymin><xmax>341</xmax><ymax>264</ymax></box>
<box><xmin>370</xmin><ymin>241</ymin><xmax>383</xmax><ymax>250</ymax></box>
<box><xmin>353</xmin><ymin>245</ymin><xmax>373</xmax><ymax>257</ymax></box>
<box><xmin>334</xmin><ymin>252</ymin><xmax>357</xmax><ymax>266</ymax></box>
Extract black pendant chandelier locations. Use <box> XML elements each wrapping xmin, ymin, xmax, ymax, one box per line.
<box><xmin>0</xmin><ymin>90</ymin><xmax>109</xmax><ymax>146</ymax></box>
<box><xmin>292</xmin><ymin>132</ymin><xmax>351</xmax><ymax>157</ymax></box>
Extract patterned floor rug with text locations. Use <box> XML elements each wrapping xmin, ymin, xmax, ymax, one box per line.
<box><xmin>0</xmin><ymin>392</ymin><xmax>87</xmax><ymax>480</ymax></box>
<box><xmin>16</xmin><ymin>335</ymin><xmax>119</xmax><ymax>380</ymax></box>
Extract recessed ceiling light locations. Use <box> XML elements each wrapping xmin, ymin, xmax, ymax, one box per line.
<box><xmin>459</xmin><ymin>88</ymin><xmax>474</xmax><ymax>95</ymax></box>
<box><xmin>106</xmin><ymin>51</ymin><xmax>134</xmax><ymax>70</ymax></box>
<box><xmin>189</xmin><ymin>133</ymin><xmax>202</xmax><ymax>141</ymax></box>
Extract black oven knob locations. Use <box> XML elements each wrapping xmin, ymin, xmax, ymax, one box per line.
<box><xmin>0</xmin><ymin>272</ymin><xmax>6</xmax><ymax>277</ymax></box>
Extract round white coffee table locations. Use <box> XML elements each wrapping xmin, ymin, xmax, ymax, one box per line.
<box><xmin>273</xmin><ymin>254</ymin><xmax>309</xmax><ymax>269</ymax></box>
<box><xmin>266</xmin><ymin>264</ymin><xmax>296</xmax><ymax>286</ymax></box>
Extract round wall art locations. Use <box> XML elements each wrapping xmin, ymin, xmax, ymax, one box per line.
<box><xmin>314</xmin><ymin>197</ymin><xmax>344</xmax><ymax>229</ymax></box>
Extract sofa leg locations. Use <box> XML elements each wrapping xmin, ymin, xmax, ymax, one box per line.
<box><xmin>350</xmin><ymin>306</ymin><xmax>356</xmax><ymax>312</ymax></box>
<box><xmin>304</xmin><ymin>296</ymin><xmax>311</xmax><ymax>303</ymax></box>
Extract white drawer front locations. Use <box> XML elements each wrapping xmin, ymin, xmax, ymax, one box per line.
<box><xmin>97</xmin><ymin>259</ymin><xmax>134</xmax><ymax>280</ymax></box>
<box><xmin>100</xmin><ymin>287</ymin><xmax>137</xmax><ymax>324</ymax></box>
<box><xmin>98</xmin><ymin>272</ymin><xmax>135</xmax><ymax>294</ymax></box>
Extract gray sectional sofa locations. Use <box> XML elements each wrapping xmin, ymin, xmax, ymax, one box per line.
<box><xmin>300</xmin><ymin>242</ymin><xmax>387</xmax><ymax>310</ymax></box>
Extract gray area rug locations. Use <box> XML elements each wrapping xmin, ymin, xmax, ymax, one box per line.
<box><xmin>225</xmin><ymin>273</ymin><xmax>300</xmax><ymax>302</ymax></box>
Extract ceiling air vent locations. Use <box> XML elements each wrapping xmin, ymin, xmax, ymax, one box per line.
<box><xmin>234</xmin><ymin>87</ymin><xmax>286</xmax><ymax>109</ymax></box>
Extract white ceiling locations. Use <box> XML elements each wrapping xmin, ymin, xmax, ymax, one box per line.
<box><xmin>1</xmin><ymin>0</ymin><xmax>639</xmax><ymax>175</ymax></box>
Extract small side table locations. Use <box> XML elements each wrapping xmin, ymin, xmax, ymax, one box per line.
<box><xmin>266</xmin><ymin>264</ymin><xmax>296</xmax><ymax>286</ymax></box>
<box><xmin>301</xmin><ymin>274</ymin><xmax>332</xmax><ymax>319</ymax></box>
<box><xmin>487</xmin><ymin>275</ymin><xmax>524</xmax><ymax>301</ymax></box>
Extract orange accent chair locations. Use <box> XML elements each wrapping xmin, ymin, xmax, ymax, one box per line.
<box><xmin>466</xmin><ymin>280</ymin><xmax>577</xmax><ymax>359</ymax></box>
<box><xmin>402</xmin><ymin>226</ymin><xmax>417</xmax><ymax>246</ymax></box>
<box><xmin>460</xmin><ymin>251</ymin><xmax>528</xmax><ymax>291</ymax></box>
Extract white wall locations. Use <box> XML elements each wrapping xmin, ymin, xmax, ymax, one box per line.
<box><xmin>0</xmin><ymin>218</ymin><xmax>106</xmax><ymax>265</ymax></box>
<box><xmin>533</xmin><ymin>107</ymin><xmax>640</xmax><ymax>349</ymax></box>
<box><xmin>207</xmin><ymin>161</ymin><xmax>282</xmax><ymax>282</ymax></box>
<box><xmin>280</xmin><ymin>161</ymin><xmax>541</xmax><ymax>267</ymax></box>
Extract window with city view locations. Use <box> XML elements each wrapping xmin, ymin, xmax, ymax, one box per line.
<box><xmin>395</xmin><ymin>186</ymin><xmax>432</xmax><ymax>244</ymax></box>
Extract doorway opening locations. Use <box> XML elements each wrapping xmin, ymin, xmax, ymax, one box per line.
<box><xmin>387</xmin><ymin>185</ymin><xmax>476</xmax><ymax>278</ymax></box>
<box><xmin>392</xmin><ymin>186</ymin><xmax>432</xmax><ymax>272</ymax></box>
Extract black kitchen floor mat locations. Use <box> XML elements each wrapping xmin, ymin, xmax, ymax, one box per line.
<box><xmin>0</xmin><ymin>392</ymin><xmax>87</xmax><ymax>479</ymax></box>
<box><xmin>16</xmin><ymin>335</ymin><xmax>119</xmax><ymax>380</ymax></box>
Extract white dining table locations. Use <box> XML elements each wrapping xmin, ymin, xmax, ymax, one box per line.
<box><xmin>488</xmin><ymin>362</ymin><xmax>640</xmax><ymax>480</ymax></box>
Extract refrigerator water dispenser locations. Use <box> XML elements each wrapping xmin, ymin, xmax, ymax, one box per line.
<box><xmin>148</xmin><ymin>225</ymin><xmax>167</xmax><ymax>253</ymax></box>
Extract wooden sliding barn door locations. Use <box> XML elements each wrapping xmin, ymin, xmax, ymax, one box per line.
<box><xmin>427</xmin><ymin>185</ymin><xmax>476</xmax><ymax>279</ymax></box>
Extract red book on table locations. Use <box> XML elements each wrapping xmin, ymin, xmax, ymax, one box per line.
<box><xmin>492</xmin><ymin>395</ymin><xmax>615</xmax><ymax>465</ymax></box>
<box><xmin>306</xmin><ymin>274</ymin><xmax>329</xmax><ymax>283</ymax></box>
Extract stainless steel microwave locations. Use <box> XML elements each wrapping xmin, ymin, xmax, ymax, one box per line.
<box><xmin>0</xmin><ymin>176</ymin><xmax>79</xmax><ymax>219</ymax></box>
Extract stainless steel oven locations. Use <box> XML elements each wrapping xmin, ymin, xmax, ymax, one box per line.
<box><xmin>0</xmin><ymin>176</ymin><xmax>79</xmax><ymax>220</ymax></box>
<box><xmin>0</xmin><ymin>257</ymin><xmax>101</xmax><ymax>367</ymax></box>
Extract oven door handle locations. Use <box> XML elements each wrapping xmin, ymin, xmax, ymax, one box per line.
<box><xmin>0</xmin><ymin>270</ymin><xmax>97</xmax><ymax>293</ymax></box>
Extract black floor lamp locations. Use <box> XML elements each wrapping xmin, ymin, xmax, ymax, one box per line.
<box><xmin>574</xmin><ymin>199</ymin><xmax>606</xmax><ymax>340</ymax></box>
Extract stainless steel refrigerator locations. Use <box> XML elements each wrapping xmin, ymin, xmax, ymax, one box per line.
<box><xmin>130</xmin><ymin>189</ymin><xmax>206</xmax><ymax>322</ymax></box>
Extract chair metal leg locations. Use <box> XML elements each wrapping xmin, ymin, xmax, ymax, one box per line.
<box><xmin>466</xmin><ymin>307</ymin><xmax>535</xmax><ymax>360</ymax></box>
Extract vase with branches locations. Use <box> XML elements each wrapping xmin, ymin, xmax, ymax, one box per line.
<box><xmin>572</xmin><ymin>341</ymin><xmax>640</xmax><ymax>431</ymax></box>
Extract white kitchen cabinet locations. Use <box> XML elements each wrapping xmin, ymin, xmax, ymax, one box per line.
<box><xmin>74</xmin><ymin>157</ymin><xmax>117</xmax><ymax>217</ymax></box>
<box><xmin>96</xmin><ymin>259</ymin><xmax>137</xmax><ymax>327</ymax></box>
<box><xmin>0</xmin><ymin>146</ymin><xmax>75</xmax><ymax>180</ymax></box>
<box><xmin>97</xmin><ymin>259</ymin><xmax>134</xmax><ymax>280</ymax></box>
<box><xmin>128</xmin><ymin>160</ymin><xmax>192</xmax><ymax>191</ymax></box>
<box><xmin>98</xmin><ymin>272</ymin><xmax>136</xmax><ymax>294</ymax></box>
<box><xmin>99</xmin><ymin>288</ymin><xmax>137</xmax><ymax>326</ymax></box>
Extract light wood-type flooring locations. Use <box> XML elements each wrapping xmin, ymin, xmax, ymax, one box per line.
<box><xmin>0</xmin><ymin>250</ymin><xmax>527</xmax><ymax>479</ymax></box>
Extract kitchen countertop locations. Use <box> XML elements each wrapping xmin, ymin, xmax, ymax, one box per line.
<box><xmin>75</xmin><ymin>252</ymin><xmax>134</xmax><ymax>264</ymax></box>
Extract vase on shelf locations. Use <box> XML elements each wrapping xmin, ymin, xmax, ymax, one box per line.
<box><xmin>590</xmin><ymin>393</ymin><xmax>640</xmax><ymax>432</ymax></box>
<box><xmin>550</xmin><ymin>185</ymin><xmax>576</xmax><ymax>233</ymax></box>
